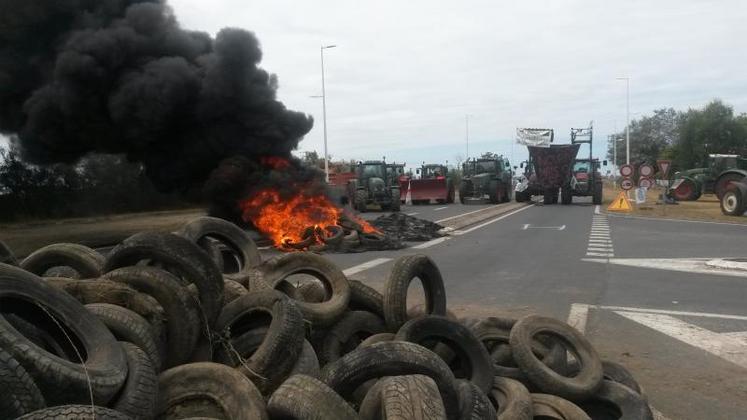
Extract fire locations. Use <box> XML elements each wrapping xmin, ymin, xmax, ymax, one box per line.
<box><xmin>239</xmin><ymin>187</ymin><xmax>379</xmax><ymax>250</ymax></box>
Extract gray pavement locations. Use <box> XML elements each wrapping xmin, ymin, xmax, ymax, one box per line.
<box><xmin>262</xmin><ymin>198</ymin><xmax>747</xmax><ymax>419</ymax></box>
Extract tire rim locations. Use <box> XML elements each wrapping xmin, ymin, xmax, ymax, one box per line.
<box><xmin>723</xmin><ymin>192</ymin><xmax>738</xmax><ymax>213</ymax></box>
<box><xmin>675</xmin><ymin>182</ymin><xmax>692</xmax><ymax>199</ymax></box>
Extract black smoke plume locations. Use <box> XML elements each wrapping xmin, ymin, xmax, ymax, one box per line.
<box><xmin>0</xmin><ymin>0</ymin><xmax>313</xmax><ymax>192</ymax></box>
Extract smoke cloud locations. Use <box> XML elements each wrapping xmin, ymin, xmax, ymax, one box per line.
<box><xmin>0</xmin><ymin>0</ymin><xmax>313</xmax><ymax>191</ymax></box>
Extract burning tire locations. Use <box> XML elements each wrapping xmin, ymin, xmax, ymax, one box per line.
<box><xmin>257</xmin><ymin>252</ymin><xmax>351</xmax><ymax>326</ymax></box>
<box><xmin>104</xmin><ymin>232</ymin><xmax>225</xmax><ymax>328</ymax></box>
<box><xmin>320</xmin><ymin>341</ymin><xmax>461</xmax><ymax>419</ymax></box>
<box><xmin>720</xmin><ymin>181</ymin><xmax>747</xmax><ymax>216</ymax></box>
<box><xmin>157</xmin><ymin>362</ymin><xmax>268</xmax><ymax>420</ymax></box>
<box><xmin>321</xmin><ymin>225</ymin><xmax>344</xmax><ymax>247</ymax></box>
<box><xmin>213</xmin><ymin>290</ymin><xmax>304</xmax><ymax>394</ymax></box>
<box><xmin>383</xmin><ymin>254</ymin><xmax>447</xmax><ymax>331</ymax></box>
<box><xmin>177</xmin><ymin>216</ymin><xmax>262</xmax><ymax>274</ymax></box>
<box><xmin>20</xmin><ymin>243</ymin><xmax>104</xmax><ymax>279</ymax></box>
<box><xmin>489</xmin><ymin>376</ymin><xmax>533</xmax><ymax>420</ymax></box>
<box><xmin>395</xmin><ymin>316</ymin><xmax>493</xmax><ymax>394</ymax></box>
<box><xmin>102</xmin><ymin>267</ymin><xmax>202</xmax><ymax>369</ymax></box>
<box><xmin>0</xmin><ymin>264</ymin><xmax>127</xmax><ymax>405</ymax></box>
<box><xmin>268</xmin><ymin>375</ymin><xmax>359</xmax><ymax>420</ymax></box>
<box><xmin>531</xmin><ymin>394</ymin><xmax>590</xmax><ymax>420</ymax></box>
<box><xmin>509</xmin><ymin>315</ymin><xmax>603</xmax><ymax>400</ymax></box>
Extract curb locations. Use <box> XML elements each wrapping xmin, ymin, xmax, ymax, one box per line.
<box><xmin>437</xmin><ymin>202</ymin><xmax>530</xmax><ymax>233</ymax></box>
<box><xmin>704</xmin><ymin>258</ymin><xmax>747</xmax><ymax>272</ymax></box>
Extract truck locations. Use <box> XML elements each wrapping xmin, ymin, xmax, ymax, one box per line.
<box><xmin>404</xmin><ymin>164</ymin><xmax>455</xmax><ymax>205</ymax></box>
<box><xmin>459</xmin><ymin>155</ymin><xmax>513</xmax><ymax>204</ymax></box>
<box><xmin>671</xmin><ymin>154</ymin><xmax>747</xmax><ymax>201</ymax></box>
<box><xmin>561</xmin><ymin>124</ymin><xmax>605</xmax><ymax>205</ymax></box>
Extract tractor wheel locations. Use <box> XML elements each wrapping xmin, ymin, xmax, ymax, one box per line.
<box><xmin>720</xmin><ymin>182</ymin><xmax>747</xmax><ymax>216</ymax></box>
<box><xmin>459</xmin><ymin>182</ymin><xmax>469</xmax><ymax>204</ymax></box>
<box><xmin>447</xmin><ymin>184</ymin><xmax>455</xmax><ymax>203</ymax></box>
<box><xmin>551</xmin><ymin>192</ymin><xmax>559</xmax><ymax>204</ymax></box>
<box><xmin>561</xmin><ymin>186</ymin><xmax>572</xmax><ymax>205</ymax></box>
<box><xmin>390</xmin><ymin>190</ymin><xmax>401</xmax><ymax>212</ymax></box>
<box><xmin>715</xmin><ymin>173</ymin><xmax>746</xmax><ymax>200</ymax></box>
<box><xmin>672</xmin><ymin>179</ymin><xmax>698</xmax><ymax>201</ymax></box>
<box><xmin>515</xmin><ymin>191</ymin><xmax>526</xmax><ymax>203</ymax></box>
<box><xmin>543</xmin><ymin>191</ymin><xmax>554</xmax><ymax>205</ymax></box>
<box><xmin>502</xmin><ymin>183</ymin><xmax>511</xmax><ymax>202</ymax></box>
<box><xmin>354</xmin><ymin>190</ymin><xmax>368</xmax><ymax>213</ymax></box>
<box><xmin>592</xmin><ymin>183</ymin><xmax>603</xmax><ymax>205</ymax></box>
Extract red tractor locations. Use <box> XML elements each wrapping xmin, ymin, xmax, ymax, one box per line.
<box><xmin>405</xmin><ymin>164</ymin><xmax>455</xmax><ymax>204</ymax></box>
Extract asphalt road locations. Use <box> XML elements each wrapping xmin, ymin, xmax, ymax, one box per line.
<box><xmin>262</xmin><ymin>199</ymin><xmax>747</xmax><ymax>419</ymax></box>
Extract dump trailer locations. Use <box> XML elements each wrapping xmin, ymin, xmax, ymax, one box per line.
<box><xmin>406</xmin><ymin>164</ymin><xmax>455</xmax><ymax>204</ymax></box>
<box><xmin>459</xmin><ymin>156</ymin><xmax>513</xmax><ymax>204</ymax></box>
<box><xmin>526</xmin><ymin>144</ymin><xmax>581</xmax><ymax>204</ymax></box>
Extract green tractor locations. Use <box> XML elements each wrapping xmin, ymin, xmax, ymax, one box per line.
<box><xmin>349</xmin><ymin>160</ymin><xmax>401</xmax><ymax>212</ymax></box>
<box><xmin>459</xmin><ymin>156</ymin><xmax>513</xmax><ymax>204</ymax></box>
<box><xmin>671</xmin><ymin>154</ymin><xmax>747</xmax><ymax>201</ymax></box>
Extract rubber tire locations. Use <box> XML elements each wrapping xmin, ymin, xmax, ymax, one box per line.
<box><xmin>360</xmin><ymin>375</ymin><xmax>447</xmax><ymax>420</ymax></box>
<box><xmin>457</xmin><ymin>379</ymin><xmax>496</xmax><ymax>420</ymax></box>
<box><xmin>543</xmin><ymin>191</ymin><xmax>554</xmax><ymax>205</ymax></box>
<box><xmin>562</xmin><ymin>359</ymin><xmax>645</xmax><ymax>399</ymax></box>
<box><xmin>0</xmin><ymin>240</ymin><xmax>18</xmax><ymax>266</ymax></box>
<box><xmin>111</xmin><ymin>342</ymin><xmax>157</xmax><ymax>419</ymax></box>
<box><xmin>720</xmin><ymin>182</ymin><xmax>747</xmax><ymax>216</ymax></box>
<box><xmin>17</xmin><ymin>405</ymin><xmax>133</xmax><ymax>419</ymax></box>
<box><xmin>85</xmin><ymin>303</ymin><xmax>162</xmax><ymax>372</ymax></box>
<box><xmin>355</xmin><ymin>190</ymin><xmax>368</xmax><ymax>213</ymax></box>
<box><xmin>289</xmin><ymin>339</ymin><xmax>321</xmax><ymax>378</ymax></box>
<box><xmin>561</xmin><ymin>186</ymin><xmax>572</xmax><ymax>205</ymax></box>
<box><xmin>0</xmin><ymin>264</ymin><xmax>127</xmax><ymax>405</ymax></box>
<box><xmin>390</xmin><ymin>189</ymin><xmax>401</xmax><ymax>212</ymax></box>
<box><xmin>531</xmin><ymin>393</ymin><xmax>590</xmax><ymax>420</ymax></box>
<box><xmin>672</xmin><ymin>178</ymin><xmax>698</xmax><ymax>201</ymax></box>
<box><xmin>102</xmin><ymin>267</ymin><xmax>202</xmax><ymax>369</ymax></box>
<box><xmin>320</xmin><ymin>341</ymin><xmax>460</xmax><ymax>419</ymax></box>
<box><xmin>509</xmin><ymin>315</ymin><xmax>603</xmax><ymax>400</ymax></box>
<box><xmin>268</xmin><ymin>374</ymin><xmax>360</xmax><ymax>420</ymax></box>
<box><xmin>349</xmin><ymin>280</ymin><xmax>385</xmax><ymax>318</ymax></box>
<box><xmin>358</xmin><ymin>332</ymin><xmax>395</xmax><ymax>348</ymax></box>
<box><xmin>383</xmin><ymin>255</ymin><xmax>447</xmax><ymax>331</ymax></box>
<box><xmin>459</xmin><ymin>182</ymin><xmax>469</xmax><ymax>204</ymax></box>
<box><xmin>157</xmin><ymin>362</ymin><xmax>267</xmax><ymax>420</ymax></box>
<box><xmin>177</xmin><ymin>216</ymin><xmax>262</xmax><ymax>273</ymax></box>
<box><xmin>715</xmin><ymin>173</ymin><xmax>746</xmax><ymax>199</ymax></box>
<box><xmin>0</xmin><ymin>347</ymin><xmax>45</xmax><ymax>419</ymax></box>
<box><xmin>21</xmin><ymin>243</ymin><xmax>104</xmax><ymax>279</ymax></box>
<box><xmin>489</xmin><ymin>376</ymin><xmax>533</xmax><ymax>420</ymax></box>
<box><xmin>223</xmin><ymin>278</ymin><xmax>248</xmax><ymax>304</ymax></box>
<box><xmin>103</xmin><ymin>231</ymin><xmax>224</xmax><ymax>328</ymax></box>
<box><xmin>395</xmin><ymin>316</ymin><xmax>493</xmax><ymax>394</ymax></box>
<box><xmin>575</xmin><ymin>380</ymin><xmax>653</xmax><ymax>420</ymax></box>
<box><xmin>213</xmin><ymin>290</ymin><xmax>304</xmax><ymax>394</ymax></box>
<box><xmin>322</xmin><ymin>225</ymin><xmax>345</xmax><ymax>247</ymax></box>
<box><xmin>256</xmin><ymin>252</ymin><xmax>351</xmax><ymax>327</ymax></box>
<box><xmin>322</xmin><ymin>310</ymin><xmax>386</xmax><ymax>364</ymax></box>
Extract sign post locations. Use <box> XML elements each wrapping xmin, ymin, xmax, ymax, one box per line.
<box><xmin>657</xmin><ymin>159</ymin><xmax>672</xmax><ymax>216</ymax></box>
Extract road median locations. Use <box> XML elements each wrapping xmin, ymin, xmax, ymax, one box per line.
<box><xmin>438</xmin><ymin>202</ymin><xmax>530</xmax><ymax>233</ymax></box>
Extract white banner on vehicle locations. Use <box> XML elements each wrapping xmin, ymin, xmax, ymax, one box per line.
<box><xmin>516</xmin><ymin>128</ymin><xmax>553</xmax><ymax>147</ymax></box>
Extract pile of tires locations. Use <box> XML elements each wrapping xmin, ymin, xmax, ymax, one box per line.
<box><xmin>0</xmin><ymin>216</ymin><xmax>651</xmax><ymax>419</ymax></box>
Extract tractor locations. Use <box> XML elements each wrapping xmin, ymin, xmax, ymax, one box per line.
<box><xmin>407</xmin><ymin>164</ymin><xmax>455</xmax><ymax>204</ymax></box>
<box><xmin>459</xmin><ymin>156</ymin><xmax>512</xmax><ymax>204</ymax></box>
<box><xmin>348</xmin><ymin>160</ymin><xmax>401</xmax><ymax>212</ymax></box>
<box><xmin>671</xmin><ymin>154</ymin><xmax>747</xmax><ymax>201</ymax></box>
<box><xmin>561</xmin><ymin>124</ymin><xmax>605</xmax><ymax>205</ymax></box>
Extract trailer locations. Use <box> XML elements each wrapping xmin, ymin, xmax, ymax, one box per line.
<box><xmin>526</xmin><ymin>144</ymin><xmax>581</xmax><ymax>204</ymax></box>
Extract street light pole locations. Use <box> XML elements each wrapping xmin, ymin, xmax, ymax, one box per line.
<box><xmin>616</xmin><ymin>77</ymin><xmax>630</xmax><ymax>165</ymax></box>
<box><xmin>320</xmin><ymin>45</ymin><xmax>336</xmax><ymax>183</ymax></box>
<box><xmin>465</xmin><ymin>114</ymin><xmax>470</xmax><ymax>160</ymax></box>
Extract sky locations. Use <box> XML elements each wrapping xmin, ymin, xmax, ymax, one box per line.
<box><xmin>4</xmin><ymin>0</ymin><xmax>747</xmax><ymax>172</ymax></box>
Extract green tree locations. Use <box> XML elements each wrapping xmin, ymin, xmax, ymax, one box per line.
<box><xmin>607</xmin><ymin>108</ymin><xmax>680</xmax><ymax>167</ymax></box>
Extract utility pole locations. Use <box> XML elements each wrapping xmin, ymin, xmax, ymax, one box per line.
<box><xmin>320</xmin><ymin>44</ymin><xmax>336</xmax><ymax>182</ymax></box>
<box><xmin>465</xmin><ymin>114</ymin><xmax>470</xmax><ymax>160</ymax></box>
<box><xmin>617</xmin><ymin>77</ymin><xmax>631</xmax><ymax>165</ymax></box>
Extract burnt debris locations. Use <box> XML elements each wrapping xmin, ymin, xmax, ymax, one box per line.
<box><xmin>371</xmin><ymin>213</ymin><xmax>446</xmax><ymax>242</ymax></box>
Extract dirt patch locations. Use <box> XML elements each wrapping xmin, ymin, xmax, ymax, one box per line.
<box><xmin>0</xmin><ymin>208</ymin><xmax>206</xmax><ymax>258</ymax></box>
<box><xmin>601</xmin><ymin>183</ymin><xmax>747</xmax><ymax>224</ymax></box>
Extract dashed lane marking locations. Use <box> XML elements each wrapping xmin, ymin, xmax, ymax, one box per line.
<box><xmin>406</xmin><ymin>212</ymin><xmax>419</xmax><ymax>216</ymax></box>
<box><xmin>342</xmin><ymin>258</ymin><xmax>392</xmax><ymax>276</ymax></box>
<box><xmin>433</xmin><ymin>206</ymin><xmax>448</xmax><ymax>211</ymax></box>
<box><xmin>435</xmin><ymin>205</ymin><xmax>502</xmax><ymax>223</ymax></box>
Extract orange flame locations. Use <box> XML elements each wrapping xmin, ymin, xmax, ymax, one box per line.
<box><xmin>239</xmin><ymin>187</ymin><xmax>379</xmax><ymax>249</ymax></box>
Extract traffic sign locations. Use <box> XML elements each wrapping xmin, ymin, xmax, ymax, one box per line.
<box><xmin>620</xmin><ymin>164</ymin><xmax>634</xmax><ymax>177</ymax></box>
<box><xmin>657</xmin><ymin>160</ymin><xmax>671</xmax><ymax>178</ymax></box>
<box><xmin>608</xmin><ymin>191</ymin><xmax>632</xmax><ymax>212</ymax></box>
<box><xmin>635</xmin><ymin>187</ymin><xmax>647</xmax><ymax>204</ymax></box>
<box><xmin>639</xmin><ymin>164</ymin><xmax>654</xmax><ymax>177</ymax></box>
<box><xmin>620</xmin><ymin>178</ymin><xmax>634</xmax><ymax>191</ymax></box>
<box><xmin>638</xmin><ymin>177</ymin><xmax>654</xmax><ymax>189</ymax></box>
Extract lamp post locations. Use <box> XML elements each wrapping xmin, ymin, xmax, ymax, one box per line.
<box><xmin>320</xmin><ymin>44</ymin><xmax>336</xmax><ymax>182</ymax></box>
<box><xmin>616</xmin><ymin>77</ymin><xmax>630</xmax><ymax>165</ymax></box>
<box><xmin>465</xmin><ymin>114</ymin><xmax>471</xmax><ymax>160</ymax></box>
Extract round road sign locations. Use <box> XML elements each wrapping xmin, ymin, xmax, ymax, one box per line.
<box><xmin>620</xmin><ymin>164</ymin><xmax>634</xmax><ymax>177</ymax></box>
<box><xmin>638</xmin><ymin>177</ymin><xmax>654</xmax><ymax>189</ymax></box>
<box><xmin>621</xmin><ymin>178</ymin><xmax>634</xmax><ymax>191</ymax></box>
<box><xmin>639</xmin><ymin>164</ymin><xmax>654</xmax><ymax>177</ymax></box>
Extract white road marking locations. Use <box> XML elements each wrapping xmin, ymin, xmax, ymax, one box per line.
<box><xmin>597</xmin><ymin>305</ymin><xmax>747</xmax><ymax>321</ymax></box>
<box><xmin>342</xmin><ymin>258</ymin><xmax>392</xmax><ymax>276</ymax></box>
<box><xmin>595</xmin><ymin>205</ymin><xmax>601</xmax><ymax>214</ymax></box>
<box><xmin>607</xmin><ymin>212</ymin><xmax>747</xmax><ymax>227</ymax></box>
<box><xmin>523</xmin><ymin>224</ymin><xmax>566</xmax><ymax>230</ymax></box>
<box><xmin>581</xmin><ymin>257</ymin><xmax>747</xmax><ymax>278</ymax></box>
<box><xmin>567</xmin><ymin>303</ymin><xmax>590</xmax><ymax>334</ymax></box>
<box><xmin>588</xmin><ymin>239</ymin><xmax>613</xmax><ymax>244</ymax></box>
<box><xmin>453</xmin><ymin>205</ymin><xmax>535</xmax><ymax>235</ymax></box>
<box><xmin>406</xmin><ymin>212</ymin><xmax>419</xmax><ymax>216</ymax></box>
<box><xmin>435</xmin><ymin>205</ymin><xmax>501</xmax><ymax>223</ymax></box>
<box><xmin>411</xmin><ymin>237</ymin><xmax>450</xmax><ymax>249</ymax></box>
<box><xmin>586</xmin><ymin>252</ymin><xmax>614</xmax><ymax>257</ymax></box>
<box><xmin>615</xmin><ymin>311</ymin><xmax>747</xmax><ymax>369</ymax></box>
<box><xmin>433</xmin><ymin>206</ymin><xmax>448</xmax><ymax>211</ymax></box>
<box><xmin>587</xmin><ymin>247</ymin><xmax>614</xmax><ymax>252</ymax></box>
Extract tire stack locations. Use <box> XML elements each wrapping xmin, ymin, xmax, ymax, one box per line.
<box><xmin>0</xmin><ymin>216</ymin><xmax>651</xmax><ymax>419</ymax></box>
